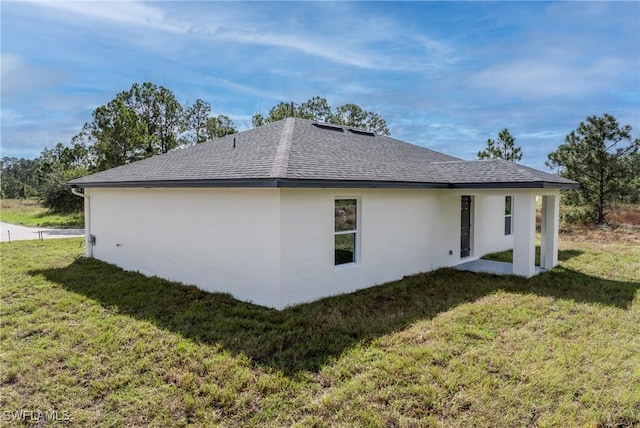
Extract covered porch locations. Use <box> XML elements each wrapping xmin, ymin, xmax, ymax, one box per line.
<box><xmin>457</xmin><ymin>191</ymin><xmax>560</xmax><ymax>278</ymax></box>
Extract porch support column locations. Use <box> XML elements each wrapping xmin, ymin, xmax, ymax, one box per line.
<box><xmin>513</xmin><ymin>192</ymin><xmax>536</xmax><ymax>277</ymax></box>
<box><xmin>540</xmin><ymin>194</ymin><xmax>559</xmax><ymax>270</ymax></box>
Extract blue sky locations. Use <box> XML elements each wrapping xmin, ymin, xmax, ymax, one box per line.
<box><xmin>1</xmin><ymin>1</ymin><xmax>638</xmax><ymax>170</ymax></box>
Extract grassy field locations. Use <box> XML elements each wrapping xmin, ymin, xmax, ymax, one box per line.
<box><xmin>1</xmin><ymin>230</ymin><xmax>639</xmax><ymax>426</ymax></box>
<box><xmin>0</xmin><ymin>199</ymin><xmax>83</xmax><ymax>228</ymax></box>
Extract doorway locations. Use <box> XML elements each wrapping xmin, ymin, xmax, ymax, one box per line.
<box><xmin>460</xmin><ymin>196</ymin><xmax>473</xmax><ymax>258</ymax></box>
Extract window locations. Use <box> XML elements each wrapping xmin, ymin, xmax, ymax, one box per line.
<box><xmin>335</xmin><ymin>199</ymin><xmax>358</xmax><ymax>265</ymax></box>
<box><xmin>504</xmin><ymin>196</ymin><xmax>513</xmax><ymax>235</ymax></box>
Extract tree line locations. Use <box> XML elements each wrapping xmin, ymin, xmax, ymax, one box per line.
<box><xmin>1</xmin><ymin>80</ymin><xmax>638</xmax><ymax>224</ymax></box>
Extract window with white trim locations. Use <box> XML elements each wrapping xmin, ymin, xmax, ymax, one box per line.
<box><xmin>505</xmin><ymin>196</ymin><xmax>513</xmax><ymax>235</ymax></box>
<box><xmin>334</xmin><ymin>199</ymin><xmax>358</xmax><ymax>265</ymax></box>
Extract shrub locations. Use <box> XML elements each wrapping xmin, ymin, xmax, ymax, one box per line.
<box><xmin>562</xmin><ymin>208</ymin><xmax>597</xmax><ymax>225</ymax></box>
<box><xmin>41</xmin><ymin>168</ymin><xmax>87</xmax><ymax>213</ymax></box>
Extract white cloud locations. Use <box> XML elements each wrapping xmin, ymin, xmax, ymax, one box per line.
<box><xmin>1</xmin><ymin>53</ymin><xmax>21</xmax><ymax>77</ymax></box>
<box><xmin>0</xmin><ymin>108</ymin><xmax>37</xmax><ymax>126</ymax></box>
<box><xmin>206</xmin><ymin>77</ymin><xmax>285</xmax><ymax>102</ymax></box>
<box><xmin>519</xmin><ymin>130</ymin><xmax>566</xmax><ymax>140</ymax></box>
<box><xmin>0</xmin><ymin>53</ymin><xmax>66</xmax><ymax>99</ymax></box>
<box><xmin>27</xmin><ymin>0</ymin><xmax>187</xmax><ymax>33</ymax></box>
<box><xmin>469</xmin><ymin>57</ymin><xmax>629</xmax><ymax>98</ymax></box>
<box><xmin>25</xmin><ymin>1</ymin><xmax>385</xmax><ymax>68</ymax></box>
<box><xmin>209</xmin><ymin>27</ymin><xmax>383</xmax><ymax>70</ymax></box>
<box><xmin>25</xmin><ymin>1</ymin><xmax>456</xmax><ymax>73</ymax></box>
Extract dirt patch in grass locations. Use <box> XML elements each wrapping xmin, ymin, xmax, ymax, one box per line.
<box><xmin>561</xmin><ymin>223</ymin><xmax>640</xmax><ymax>244</ymax></box>
<box><xmin>559</xmin><ymin>204</ymin><xmax>640</xmax><ymax>244</ymax></box>
<box><xmin>608</xmin><ymin>204</ymin><xmax>640</xmax><ymax>226</ymax></box>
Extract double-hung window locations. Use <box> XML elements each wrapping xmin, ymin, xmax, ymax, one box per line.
<box><xmin>504</xmin><ymin>196</ymin><xmax>513</xmax><ymax>235</ymax></box>
<box><xmin>334</xmin><ymin>199</ymin><xmax>358</xmax><ymax>266</ymax></box>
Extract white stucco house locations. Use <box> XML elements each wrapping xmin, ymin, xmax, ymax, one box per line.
<box><xmin>68</xmin><ymin>118</ymin><xmax>578</xmax><ymax>309</ymax></box>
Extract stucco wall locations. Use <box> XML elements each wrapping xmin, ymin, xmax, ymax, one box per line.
<box><xmin>85</xmin><ymin>186</ymin><xmax>515</xmax><ymax>309</ymax></box>
<box><xmin>277</xmin><ymin>188</ymin><xmax>513</xmax><ymax>308</ymax></box>
<box><xmin>86</xmin><ymin>187</ymin><xmax>282</xmax><ymax>308</ymax></box>
<box><xmin>470</xmin><ymin>192</ymin><xmax>514</xmax><ymax>257</ymax></box>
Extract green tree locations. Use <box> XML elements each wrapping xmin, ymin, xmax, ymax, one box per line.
<box><xmin>205</xmin><ymin>115</ymin><xmax>237</xmax><ymax>139</ymax></box>
<box><xmin>623</xmin><ymin>152</ymin><xmax>640</xmax><ymax>203</ymax></box>
<box><xmin>118</xmin><ymin>82</ymin><xmax>159</xmax><ymax>152</ymax></box>
<box><xmin>253</xmin><ymin>102</ymin><xmax>295</xmax><ymax>127</ymax></box>
<box><xmin>297</xmin><ymin>96</ymin><xmax>332</xmax><ymax>122</ymax></box>
<box><xmin>120</xmin><ymin>82</ymin><xmax>184</xmax><ymax>154</ymax></box>
<box><xmin>331</xmin><ymin>103</ymin><xmax>390</xmax><ymax>135</ymax></box>
<box><xmin>184</xmin><ymin>99</ymin><xmax>211</xmax><ymax>145</ymax></box>
<box><xmin>36</xmin><ymin>142</ymin><xmax>90</xmax><ymax>212</ymax></box>
<box><xmin>546</xmin><ymin>114</ymin><xmax>639</xmax><ymax>224</ymax></box>
<box><xmin>251</xmin><ymin>96</ymin><xmax>391</xmax><ymax>135</ymax></box>
<box><xmin>154</xmin><ymin>86</ymin><xmax>184</xmax><ymax>154</ymax></box>
<box><xmin>0</xmin><ymin>157</ymin><xmax>40</xmax><ymax>199</ymax></box>
<box><xmin>251</xmin><ymin>113</ymin><xmax>266</xmax><ymax>128</ymax></box>
<box><xmin>75</xmin><ymin>82</ymin><xmax>187</xmax><ymax>171</ymax></box>
<box><xmin>40</xmin><ymin>167</ymin><xmax>86</xmax><ymax>213</ymax></box>
<box><xmin>77</xmin><ymin>98</ymin><xmax>149</xmax><ymax>170</ymax></box>
<box><xmin>477</xmin><ymin>129</ymin><xmax>522</xmax><ymax>162</ymax></box>
<box><xmin>37</xmin><ymin>142</ymin><xmax>90</xmax><ymax>181</ymax></box>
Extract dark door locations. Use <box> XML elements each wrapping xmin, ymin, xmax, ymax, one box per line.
<box><xmin>460</xmin><ymin>196</ymin><xmax>472</xmax><ymax>258</ymax></box>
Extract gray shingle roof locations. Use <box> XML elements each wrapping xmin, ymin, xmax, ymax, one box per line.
<box><xmin>68</xmin><ymin>118</ymin><xmax>578</xmax><ymax>189</ymax></box>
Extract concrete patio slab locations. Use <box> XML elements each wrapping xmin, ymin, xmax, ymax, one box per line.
<box><xmin>455</xmin><ymin>258</ymin><xmax>544</xmax><ymax>276</ymax></box>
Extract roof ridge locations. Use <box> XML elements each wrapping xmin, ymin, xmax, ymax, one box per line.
<box><xmin>270</xmin><ymin>117</ymin><xmax>295</xmax><ymax>178</ymax></box>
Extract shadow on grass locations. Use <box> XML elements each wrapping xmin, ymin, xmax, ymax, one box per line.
<box><xmin>32</xmin><ymin>252</ymin><xmax>638</xmax><ymax>376</ymax></box>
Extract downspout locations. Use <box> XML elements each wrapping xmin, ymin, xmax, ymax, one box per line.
<box><xmin>70</xmin><ymin>185</ymin><xmax>93</xmax><ymax>258</ymax></box>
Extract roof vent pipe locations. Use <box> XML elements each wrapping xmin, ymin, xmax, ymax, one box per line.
<box><xmin>233</xmin><ymin>137</ymin><xmax>236</xmax><ymax>149</ymax></box>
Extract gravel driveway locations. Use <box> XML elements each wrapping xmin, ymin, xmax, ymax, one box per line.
<box><xmin>0</xmin><ymin>222</ymin><xmax>85</xmax><ymax>242</ymax></box>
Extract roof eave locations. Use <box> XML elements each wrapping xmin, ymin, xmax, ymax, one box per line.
<box><xmin>277</xmin><ymin>179</ymin><xmax>449</xmax><ymax>189</ymax></box>
<box><xmin>449</xmin><ymin>181</ymin><xmax>580</xmax><ymax>190</ymax></box>
<box><xmin>66</xmin><ymin>178</ymin><xmax>450</xmax><ymax>189</ymax></box>
<box><xmin>65</xmin><ymin>178</ymin><xmax>579</xmax><ymax>190</ymax></box>
<box><xmin>64</xmin><ymin>178</ymin><xmax>280</xmax><ymax>189</ymax></box>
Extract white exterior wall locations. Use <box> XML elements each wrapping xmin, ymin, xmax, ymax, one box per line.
<box><xmin>465</xmin><ymin>191</ymin><xmax>514</xmax><ymax>258</ymax></box>
<box><xmin>85</xmin><ymin>186</ymin><xmax>518</xmax><ymax>309</ymax></box>
<box><xmin>511</xmin><ymin>189</ymin><xmax>561</xmax><ymax>276</ymax></box>
<box><xmin>540</xmin><ymin>193</ymin><xmax>560</xmax><ymax>269</ymax></box>
<box><xmin>86</xmin><ymin>187</ymin><xmax>282</xmax><ymax>308</ymax></box>
<box><xmin>279</xmin><ymin>188</ymin><xmax>451</xmax><ymax>307</ymax></box>
<box><xmin>278</xmin><ymin>188</ymin><xmax>513</xmax><ymax>308</ymax></box>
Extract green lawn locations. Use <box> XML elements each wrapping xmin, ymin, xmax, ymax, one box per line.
<box><xmin>1</xmin><ymin>237</ymin><xmax>639</xmax><ymax>427</ymax></box>
<box><xmin>0</xmin><ymin>199</ymin><xmax>83</xmax><ymax>228</ymax></box>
